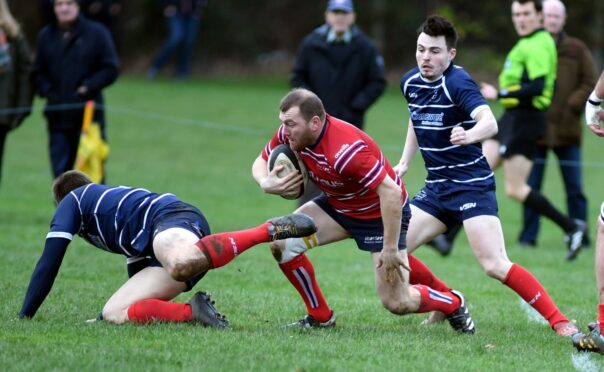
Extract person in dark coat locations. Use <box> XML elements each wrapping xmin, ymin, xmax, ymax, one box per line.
<box><xmin>32</xmin><ymin>0</ymin><xmax>119</xmax><ymax>180</ymax></box>
<box><xmin>80</xmin><ymin>0</ymin><xmax>122</xmax><ymax>47</ymax></box>
<box><xmin>0</xmin><ymin>0</ymin><xmax>33</xmax><ymax>186</ymax></box>
<box><xmin>290</xmin><ymin>0</ymin><xmax>386</xmax><ymax>205</ymax></box>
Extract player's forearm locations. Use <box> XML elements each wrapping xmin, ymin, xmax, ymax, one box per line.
<box><xmin>19</xmin><ymin>239</ymin><xmax>69</xmax><ymax>318</ymax></box>
<box><xmin>398</xmin><ymin>123</ymin><xmax>418</xmax><ymax>167</ymax></box>
<box><xmin>499</xmin><ymin>77</ymin><xmax>545</xmax><ymax>100</ymax></box>
<box><xmin>593</xmin><ymin>70</ymin><xmax>604</xmax><ymax>100</ymax></box>
<box><xmin>377</xmin><ymin>180</ymin><xmax>403</xmax><ymax>251</ymax></box>
<box><xmin>251</xmin><ymin>155</ymin><xmax>269</xmax><ymax>186</ymax></box>
<box><xmin>468</xmin><ymin>108</ymin><xmax>498</xmax><ymax>143</ymax></box>
<box><xmin>380</xmin><ymin>203</ymin><xmax>402</xmax><ymax>251</ymax></box>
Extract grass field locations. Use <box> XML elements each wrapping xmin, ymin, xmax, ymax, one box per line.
<box><xmin>1</xmin><ymin>76</ymin><xmax>603</xmax><ymax>371</ymax></box>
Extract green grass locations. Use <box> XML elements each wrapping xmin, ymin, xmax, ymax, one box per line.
<box><xmin>1</xmin><ymin>76</ymin><xmax>603</xmax><ymax>371</ymax></box>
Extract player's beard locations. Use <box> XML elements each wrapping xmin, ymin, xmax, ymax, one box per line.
<box><xmin>289</xmin><ymin>131</ymin><xmax>312</xmax><ymax>151</ymax></box>
<box><xmin>289</xmin><ymin>139</ymin><xmax>304</xmax><ymax>151</ymax></box>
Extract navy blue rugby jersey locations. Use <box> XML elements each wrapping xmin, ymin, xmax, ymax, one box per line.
<box><xmin>19</xmin><ymin>184</ymin><xmax>182</xmax><ymax>318</ymax></box>
<box><xmin>400</xmin><ymin>64</ymin><xmax>495</xmax><ymax>192</ymax></box>
<box><xmin>50</xmin><ymin>184</ymin><xmax>181</xmax><ymax>255</ymax></box>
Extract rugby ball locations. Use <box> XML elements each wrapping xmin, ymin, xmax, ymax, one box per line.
<box><xmin>267</xmin><ymin>144</ymin><xmax>308</xmax><ymax>199</ymax></box>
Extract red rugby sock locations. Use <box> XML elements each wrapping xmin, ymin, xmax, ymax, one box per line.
<box><xmin>597</xmin><ymin>304</ymin><xmax>604</xmax><ymax>326</ymax></box>
<box><xmin>196</xmin><ymin>223</ymin><xmax>271</xmax><ymax>269</ymax></box>
<box><xmin>503</xmin><ymin>263</ymin><xmax>568</xmax><ymax>327</ymax></box>
<box><xmin>280</xmin><ymin>254</ymin><xmax>332</xmax><ymax>322</ymax></box>
<box><xmin>413</xmin><ymin>285</ymin><xmax>460</xmax><ymax>315</ymax></box>
<box><xmin>127</xmin><ymin>299</ymin><xmax>193</xmax><ymax>323</ymax></box>
<box><xmin>408</xmin><ymin>255</ymin><xmax>451</xmax><ymax>292</ymax></box>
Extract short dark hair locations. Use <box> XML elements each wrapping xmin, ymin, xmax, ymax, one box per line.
<box><xmin>52</xmin><ymin>170</ymin><xmax>92</xmax><ymax>204</ymax></box>
<box><xmin>513</xmin><ymin>0</ymin><xmax>542</xmax><ymax>12</ymax></box>
<box><xmin>418</xmin><ymin>15</ymin><xmax>458</xmax><ymax>50</ymax></box>
<box><xmin>279</xmin><ymin>88</ymin><xmax>326</xmax><ymax>122</ymax></box>
<box><xmin>52</xmin><ymin>0</ymin><xmax>82</xmax><ymax>4</ymax></box>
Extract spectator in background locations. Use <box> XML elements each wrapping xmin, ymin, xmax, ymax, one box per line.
<box><xmin>146</xmin><ymin>0</ymin><xmax>208</xmax><ymax>80</ymax></box>
<box><xmin>518</xmin><ymin>0</ymin><xmax>596</xmax><ymax>248</ymax></box>
<box><xmin>31</xmin><ymin>0</ymin><xmax>119</xmax><ymax>180</ymax></box>
<box><xmin>39</xmin><ymin>0</ymin><xmax>55</xmax><ymax>25</ymax></box>
<box><xmin>480</xmin><ymin>0</ymin><xmax>586</xmax><ymax>261</ymax></box>
<box><xmin>81</xmin><ymin>0</ymin><xmax>122</xmax><ymax>48</ymax></box>
<box><xmin>0</xmin><ymin>0</ymin><xmax>33</xmax><ymax>186</ymax></box>
<box><xmin>290</xmin><ymin>0</ymin><xmax>386</xmax><ymax>204</ymax></box>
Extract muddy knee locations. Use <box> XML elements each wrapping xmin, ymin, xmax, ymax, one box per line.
<box><xmin>381</xmin><ymin>296</ymin><xmax>415</xmax><ymax>315</ymax></box>
<box><xmin>168</xmin><ymin>260</ymin><xmax>200</xmax><ymax>282</ymax></box>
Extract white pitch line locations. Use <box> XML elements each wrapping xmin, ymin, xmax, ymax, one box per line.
<box><xmin>110</xmin><ymin>105</ymin><xmax>269</xmax><ymax>136</ymax></box>
<box><xmin>518</xmin><ymin>299</ymin><xmax>603</xmax><ymax>371</ymax></box>
<box><xmin>571</xmin><ymin>352</ymin><xmax>600</xmax><ymax>372</ymax></box>
<box><xmin>106</xmin><ymin>104</ymin><xmax>604</xmax><ymax>169</ymax></box>
<box><xmin>518</xmin><ymin>298</ymin><xmax>549</xmax><ymax>325</ymax></box>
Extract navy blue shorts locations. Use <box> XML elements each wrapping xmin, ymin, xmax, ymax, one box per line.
<box><xmin>313</xmin><ymin>195</ymin><xmax>410</xmax><ymax>252</ymax></box>
<box><xmin>411</xmin><ymin>187</ymin><xmax>499</xmax><ymax>229</ymax></box>
<box><xmin>127</xmin><ymin>201</ymin><xmax>211</xmax><ymax>291</ymax></box>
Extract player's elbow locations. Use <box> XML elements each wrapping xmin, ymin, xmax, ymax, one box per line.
<box><xmin>252</xmin><ymin>156</ymin><xmax>268</xmax><ymax>182</ymax></box>
<box><xmin>488</xmin><ymin>120</ymin><xmax>498</xmax><ymax>137</ymax></box>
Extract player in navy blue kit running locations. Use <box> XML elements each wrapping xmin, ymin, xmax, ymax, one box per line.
<box><xmin>19</xmin><ymin>170</ymin><xmax>316</xmax><ymax>326</ymax></box>
<box><xmin>394</xmin><ymin>15</ymin><xmax>578</xmax><ymax>336</ymax></box>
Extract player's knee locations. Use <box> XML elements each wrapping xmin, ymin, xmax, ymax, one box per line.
<box><xmin>378</xmin><ymin>290</ymin><xmax>415</xmax><ymax>315</ymax></box>
<box><xmin>167</xmin><ymin>260</ymin><xmax>198</xmax><ymax>282</ymax></box>
<box><xmin>503</xmin><ymin>184</ymin><xmax>522</xmax><ymax>201</ymax></box>
<box><xmin>381</xmin><ymin>297</ymin><xmax>414</xmax><ymax>315</ymax></box>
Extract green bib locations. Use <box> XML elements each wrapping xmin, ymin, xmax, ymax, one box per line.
<box><xmin>498</xmin><ymin>29</ymin><xmax>557</xmax><ymax>110</ymax></box>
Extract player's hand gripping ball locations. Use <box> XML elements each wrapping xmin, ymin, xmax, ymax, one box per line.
<box><xmin>267</xmin><ymin>144</ymin><xmax>308</xmax><ymax>199</ymax></box>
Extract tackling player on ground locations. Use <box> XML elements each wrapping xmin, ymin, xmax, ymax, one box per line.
<box><xmin>19</xmin><ymin>170</ymin><xmax>316</xmax><ymax>326</ymax></box>
<box><xmin>252</xmin><ymin>88</ymin><xmax>475</xmax><ymax>333</ymax></box>
<box><xmin>572</xmin><ymin>69</ymin><xmax>604</xmax><ymax>353</ymax></box>
<box><xmin>394</xmin><ymin>14</ymin><xmax>578</xmax><ymax>336</ymax></box>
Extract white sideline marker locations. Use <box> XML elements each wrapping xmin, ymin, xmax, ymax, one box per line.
<box><xmin>518</xmin><ymin>298</ymin><xmax>548</xmax><ymax>325</ymax></box>
<box><xmin>571</xmin><ymin>353</ymin><xmax>600</xmax><ymax>372</ymax></box>
<box><xmin>518</xmin><ymin>299</ymin><xmax>603</xmax><ymax>371</ymax></box>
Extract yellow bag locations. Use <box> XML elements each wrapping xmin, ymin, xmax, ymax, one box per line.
<box><xmin>75</xmin><ymin>101</ymin><xmax>109</xmax><ymax>183</ymax></box>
